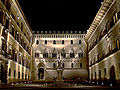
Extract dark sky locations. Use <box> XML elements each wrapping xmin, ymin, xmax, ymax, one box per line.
<box><xmin>17</xmin><ymin>0</ymin><xmax>103</xmax><ymax>31</ymax></box>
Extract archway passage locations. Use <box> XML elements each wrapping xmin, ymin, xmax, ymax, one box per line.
<box><xmin>38</xmin><ymin>68</ymin><xmax>44</xmax><ymax>80</ymax></box>
<box><xmin>110</xmin><ymin>66</ymin><xmax>116</xmax><ymax>85</ymax></box>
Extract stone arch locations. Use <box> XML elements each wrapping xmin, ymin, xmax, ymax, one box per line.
<box><xmin>37</xmin><ymin>63</ymin><xmax>44</xmax><ymax>80</ymax></box>
<box><xmin>109</xmin><ymin>65</ymin><xmax>116</xmax><ymax>85</ymax></box>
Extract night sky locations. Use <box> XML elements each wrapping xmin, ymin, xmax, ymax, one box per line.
<box><xmin>17</xmin><ymin>0</ymin><xmax>104</xmax><ymax>31</ymax></box>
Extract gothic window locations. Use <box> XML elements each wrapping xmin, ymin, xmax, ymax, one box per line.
<box><xmin>45</xmin><ymin>40</ymin><xmax>47</xmax><ymax>44</ymax></box>
<box><xmin>62</xmin><ymin>40</ymin><xmax>64</xmax><ymax>44</ymax></box>
<box><xmin>117</xmin><ymin>11</ymin><xmax>120</xmax><ymax>20</ymax></box>
<box><xmin>53</xmin><ymin>63</ymin><xmax>56</xmax><ymax>68</ymax></box>
<box><xmin>36</xmin><ymin>40</ymin><xmax>39</xmax><ymax>45</ymax></box>
<box><xmin>9</xmin><ymin>68</ymin><xmax>11</xmax><ymax>76</ymax></box>
<box><xmin>61</xmin><ymin>53</ymin><xmax>66</xmax><ymax>58</ymax></box>
<box><xmin>71</xmin><ymin>63</ymin><xmax>73</xmax><ymax>68</ymax></box>
<box><xmin>79</xmin><ymin>53</ymin><xmax>83</xmax><ymax>58</ymax></box>
<box><xmin>71</xmin><ymin>40</ymin><xmax>73</xmax><ymax>44</ymax></box>
<box><xmin>52</xmin><ymin>53</ymin><xmax>57</xmax><ymax>58</ymax></box>
<box><xmin>43</xmin><ymin>53</ymin><xmax>48</xmax><ymax>58</ymax></box>
<box><xmin>35</xmin><ymin>52</ymin><xmax>39</xmax><ymax>58</ymax></box>
<box><xmin>99</xmin><ymin>70</ymin><xmax>101</xmax><ymax>79</ymax></box>
<box><xmin>53</xmin><ymin>40</ymin><xmax>56</xmax><ymax>44</ymax></box>
<box><xmin>104</xmin><ymin>68</ymin><xmax>106</xmax><ymax>76</ymax></box>
<box><xmin>14</xmin><ymin>70</ymin><xmax>16</xmax><ymax>78</ymax></box>
<box><xmin>5</xmin><ymin>19</ymin><xmax>9</xmax><ymax>29</ymax></box>
<box><xmin>0</xmin><ymin>11</ymin><xmax>4</xmax><ymax>24</ymax></box>
<box><xmin>18</xmin><ymin>72</ymin><xmax>20</xmax><ymax>79</ymax></box>
<box><xmin>62</xmin><ymin>63</ymin><xmax>64</xmax><ymax>68</ymax></box>
<box><xmin>80</xmin><ymin>63</ymin><xmax>82</xmax><ymax>68</ymax></box>
<box><xmin>70</xmin><ymin>53</ymin><xmax>74</xmax><ymax>58</ymax></box>
<box><xmin>79</xmin><ymin>40</ymin><xmax>81</xmax><ymax>44</ymax></box>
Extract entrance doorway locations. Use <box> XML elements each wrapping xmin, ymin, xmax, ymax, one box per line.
<box><xmin>110</xmin><ymin>66</ymin><xmax>116</xmax><ymax>85</ymax></box>
<box><xmin>38</xmin><ymin>68</ymin><xmax>44</xmax><ymax>80</ymax></box>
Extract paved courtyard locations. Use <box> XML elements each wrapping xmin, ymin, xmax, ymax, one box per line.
<box><xmin>0</xmin><ymin>83</ymin><xmax>120</xmax><ymax>90</ymax></box>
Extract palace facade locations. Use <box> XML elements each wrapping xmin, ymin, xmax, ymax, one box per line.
<box><xmin>32</xmin><ymin>31</ymin><xmax>88</xmax><ymax>82</ymax></box>
<box><xmin>85</xmin><ymin>0</ymin><xmax>120</xmax><ymax>85</ymax></box>
<box><xmin>0</xmin><ymin>0</ymin><xmax>33</xmax><ymax>84</ymax></box>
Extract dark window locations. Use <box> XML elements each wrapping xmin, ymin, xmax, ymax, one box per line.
<box><xmin>14</xmin><ymin>70</ymin><xmax>16</xmax><ymax>78</ymax></box>
<box><xmin>53</xmin><ymin>63</ymin><xmax>56</xmax><ymax>68</ymax></box>
<box><xmin>21</xmin><ymin>22</ymin><xmax>23</xmax><ymax>31</ymax></box>
<box><xmin>71</xmin><ymin>40</ymin><xmax>73</xmax><ymax>44</ymax></box>
<box><xmin>52</xmin><ymin>53</ymin><xmax>57</xmax><ymax>58</ymax></box>
<box><xmin>71</xmin><ymin>63</ymin><xmax>73</xmax><ymax>68</ymax></box>
<box><xmin>117</xmin><ymin>11</ymin><xmax>120</xmax><ymax>20</ymax></box>
<box><xmin>43</xmin><ymin>53</ymin><xmax>48</xmax><ymax>58</ymax></box>
<box><xmin>62</xmin><ymin>63</ymin><xmax>64</xmax><ymax>68</ymax></box>
<box><xmin>0</xmin><ymin>11</ymin><xmax>4</xmax><ymax>24</ymax></box>
<box><xmin>95</xmin><ymin>72</ymin><xmax>96</xmax><ymax>79</ymax></box>
<box><xmin>53</xmin><ymin>40</ymin><xmax>56</xmax><ymax>44</ymax></box>
<box><xmin>22</xmin><ymin>73</ymin><xmax>24</xmax><ymax>79</ymax></box>
<box><xmin>9</xmin><ymin>68</ymin><xmax>11</xmax><ymax>76</ymax></box>
<box><xmin>5</xmin><ymin>19</ymin><xmax>9</xmax><ymax>29</ymax></box>
<box><xmin>62</xmin><ymin>40</ymin><xmax>64</xmax><ymax>44</ymax></box>
<box><xmin>36</xmin><ymin>40</ymin><xmax>39</xmax><ymax>45</ymax></box>
<box><xmin>104</xmin><ymin>68</ymin><xmax>106</xmax><ymax>76</ymax></box>
<box><xmin>18</xmin><ymin>72</ymin><xmax>20</xmax><ymax>79</ymax></box>
<box><xmin>79</xmin><ymin>40</ymin><xmax>81</xmax><ymax>44</ymax></box>
<box><xmin>70</xmin><ymin>53</ymin><xmax>74</xmax><ymax>58</ymax></box>
<box><xmin>61</xmin><ymin>53</ymin><xmax>66</xmax><ymax>58</ymax></box>
<box><xmin>99</xmin><ymin>70</ymin><xmax>101</xmax><ymax>78</ymax></box>
<box><xmin>79</xmin><ymin>53</ymin><xmax>83</xmax><ymax>58</ymax></box>
<box><xmin>80</xmin><ymin>63</ymin><xmax>82</xmax><ymax>68</ymax></box>
<box><xmin>6</xmin><ymin>0</ymin><xmax>11</xmax><ymax>12</ymax></box>
<box><xmin>45</xmin><ymin>40</ymin><xmax>47</xmax><ymax>44</ymax></box>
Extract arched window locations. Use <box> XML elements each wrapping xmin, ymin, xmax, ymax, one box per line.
<box><xmin>71</xmin><ymin>40</ymin><xmax>73</xmax><ymax>44</ymax></box>
<box><xmin>79</xmin><ymin>40</ymin><xmax>81</xmax><ymax>44</ymax></box>
<box><xmin>62</xmin><ymin>40</ymin><xmax>64</xmax><ymax>44</ymax></box>
<box><xmin>71</xmin><ymin>63</ymin><xmax>73</xmax><ymax>68</ymax></box>
<box><xmin>70</xmin><ymin>53</ymin><xmax>74</xmax><ymax>58</ymax></box>
<box><xmin>52</xmin><ymin>48</ymin><xmax>57</xmax><ymax>58</ymax></box>
<box><xmin>53</xmin><ymin>40</ymin><xmax>56</xmax><ymax>44</ymax></box>
<box><xmin>79</xmin><ymin>52</ymin><xmax>83</xmax><ymax>58</ymax></box>
<box><xmin>53</xmin><ymin>63</ymin><xmax>56</xmax><ymax>68</ymax></box>
<box><xmin>45</xmin><ymin>40</ymin><xmax>47</xmax><ymax>44</ymax></box>
<box><xmin>36</xmin><ymin>40</ymin><xmax>39</xmax><ymax>45</ymax></box>
<box><xmin>62</xmin><ymin>63</ymin><xmax>64</xmax><ymax>68</ymax></box>
<box><xmin>61</xmin><ymin>48</ymin><xmax>66</xmax><ymax>58</ymax></box>
<box><xmin>43</xmin><ymin>53</ymin><xmax>48</xmax><ymax>58</ymax></box>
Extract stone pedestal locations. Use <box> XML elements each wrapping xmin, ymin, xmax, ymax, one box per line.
<box><xmin>57</xmin><ymin>69</ymin><xmax>63</xmax><ymax>82</ymax></box>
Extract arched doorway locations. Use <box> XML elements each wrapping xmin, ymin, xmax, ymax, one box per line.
<box><xmin>38</xmin><ymin>68</ymin><xmax>44</xmax><ymax>80</ymax></box>
<box><xmin>110</xmin><ymin>65</ymin><xmax>116</xmax><ymax>85</ymax></box>
<box><xmin>37</xmin><ymin>63</ymin><xmax>44</xmax><ymax>80</ymax></box>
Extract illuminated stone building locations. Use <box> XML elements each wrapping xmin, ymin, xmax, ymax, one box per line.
<box><xmin>32</xmin><ymin>31</ymin><xmax>88</xmax><ymax>82</ymax></box>
<box><xmin>85</xmin><ymin>0</ymin><xmax>120</xmax><ymax>85</ymax></box>
<box><xmin>0</xmin><ymin>0</ymin><xmax>33</xmax><ymax>84</ymax></box>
